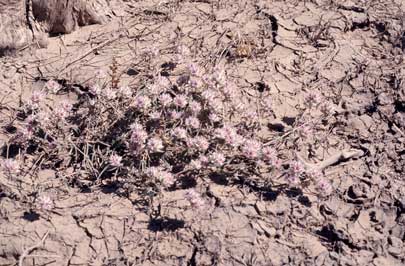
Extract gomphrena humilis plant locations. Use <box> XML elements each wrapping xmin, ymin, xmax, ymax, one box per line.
<box><xmin>1</xmin><ymin>48</ymin><xmax>338</xmax><ymax>212</ymax></box>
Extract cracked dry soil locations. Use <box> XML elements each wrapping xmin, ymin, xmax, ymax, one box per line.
<box><xmin>1</xmin><ymin>0</ymin><xmax>405</xmax><ymax>265</ymax></box>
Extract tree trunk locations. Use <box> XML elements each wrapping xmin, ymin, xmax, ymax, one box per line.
<box><xmin>0</xmin><ymin>0</ymin><xmax>111</xmax><ymax>55</ymax></box>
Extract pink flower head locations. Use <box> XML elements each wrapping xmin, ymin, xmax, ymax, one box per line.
<box><xmin>90</xmin><ymin>84</ymin><xmax>102</xmax><ymax>96</ymax></box>
<box><xmin>103</xmin><ymin>87</ymin><xmax>117</xmax><ymax>100</ymax></box>
<box><xmin>290</xmin><ymin>161</ymin><xmax>305</xmax><ymax>176</ymax></box>
<box><xmin>37</xmin><ymin>194</ymin><xmax>54</xmax><ymax>211</ymax></box>
<box><xmin>185</xmin><ymin>189</ymin><xmax>205</xmax><ymax>208</ymax></box>
<box><xmin>316</xmin><ymin>178</ymin><xmax>333</xmax><ymax>196</ymax></box>
<box><xmin>159</xmin><ymin>170</ymin><xmax>175</xmax><ymax>187</ymax></box>
<box><xmin>209</xmin><ymin>152</ymin><xmax>226</xmax><ymax>167</ymax></box>
<box><xmin>209</xmin><ymin>98</ymin><xmax>224</xmax><ymax>112</ymax></box>
<box><xmin>109</xmin><ymin>154</ymin><xmax>123</xmax><ymax>168</ymax></box>
<box><xmin>147</xmin><ymin>137</ymin><xmax>164</xmax><ymax>153</ymax></box>
<box><xmin>241</xmin><ymin>139</ymin><xmax>262</xmax><ymax>159</ymax></box>
<box><xmin>173</xmin><ymin>95</ymin><xmax>188</xmax><ymax>108</ymax></box>
<box><xmin>223</xmin><ymin>83</ymin><xmax>237</xmax><ymax>99</ymax></box>
<box><xmin>216</xmin><ymin>126</ymin><xmax>242</xmax><ymax>147</ymax></box>
<box><xmin>188</xmin><ymin>100</ymin><xmax>202</xmax><ymax>114</ymax></box>
<box><xmin>54</xmin><ymin>101</ymin><xmax>72</xmax><ymax>119</ymax></box>
<box><xmin>29</xmin><ymin>90</ymin><xmax>46</xmax><ymax>108</ymax></box>
<box><xmin>185</xmin><ymin>117</ymin><xmax>200</xmax><ymax>129</ymax></box>
<box><xmin>159</xmin><ymin>93</ymin><xmax>173</xmax><ymax>106</ymax></box>
<box><xmin>262</xmin><ymin>147</ymin><xmax>277</xmax><ymax>162</ymax></box>
<box><xmin>37</xmin><ymin>111</ymin><xmax>50</xmax><ymax>125</ymax></box>
<box><xmin>169</xmin><ymin>110</ymin><xmax>183</xmax><ymax>120</ymax></box>
<box><xmin>147</xmin><ymin>167</ymin><xmax>175</xmax><ymax>187</ymax></box>
<box><xmin>208</xmin><ymin>113</ymin><xmax>221</xmax><ymax>123</ymax></box>
<box><xmin>286</xmin><ymin>174</ymin><xmax>300</xmax><ymax>186</ymax></box>
<box><xmin>188</xmin><ymin>63</ymin><xmax>200</xmax><ymax>75</ymax></box>
<box><xmin>130</xmin><ymin>123</ymin><xmax>148</xmax><ymax>145</ymax></box>
<box><xmin>201</xmin><ymin>89</ymin><xmax>217</xmax><ymax>102</ymax></box>
<box><xmin>189</xmin><ymin>159</ymin><xmax>202</xmax><ymax>170</ymax></box>
<box><xmin>134</xmin><ymin>95</ymin><xmax>151</xmax><ymax>110</ymax></box>
<box><xmin>149</xmin><ymin>111</ymin><xmax>161</xmax><ymax>120</ymax></box>
<box><xmin>21</xmin><ymin>125</ymin><xmax>34</xmax><ymax>140</ymax></box>
<box><xmin>119</xmin><ymin>86</ymin><xmax>132</xmax><ymax>97</ymax></box>
<box><xmin>304</xmin><ymin>91</ymin><xmax>322</xmax><ymax>107</ymax></box>
<box><xmin>2</xmin><ymin>159</ymin><xmax>20</xmax><ymax>175</ymax></box>
<box><xmin>189</xmin><ymin>79</ymin><xmax>202</xmax><ymax>88</ymax></box>
<box><xmin>45</xmin><ymin>80</ymin><xmax>61</xmax><ymax>93</ymax></box>
<box><xmin>189</xmin><ymin>155</ymin><xmax>209</xmax><ymax>170</ymax></box>
<box><xmin>187</xmin><ymin>136</ymin><xmax>209</xmax><ymax>151</ymax></box>
<box><xmin>171</xmin><ymin>127</ymin><xmax>188</xmax><ymax>140</ymax></box>
<box><xmin>155</xmin><ymin>76</ymin><xmax>170</xmax><ymax>90</ymax></box>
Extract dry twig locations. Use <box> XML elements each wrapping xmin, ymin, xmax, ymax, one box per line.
<box><xmin>18</xmin><ymin>231</ymin><xmax>50</xmax><ymax>266</ymax></box>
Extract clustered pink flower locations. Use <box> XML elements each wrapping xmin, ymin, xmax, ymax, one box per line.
<box><xmin>286</xmin><ymin>161</ymin><xmax>305</xmax><ymax>186</ymax></box>
<box><xmin>201</xmin><ymin>89</ymin><xmax>217</xmax><ymax>101</ymax></box>
<box><xmin>109</xmin><ymin>154</ymin><xmax>123</xmax><ymax>168</ymax></box>
<box><xmin>54</xmin><ymin>101</ymin><xmax>72</xmax><ymax>119</ymax></box>
<box><xmin>45</xmin><ymin>80</ymin><xmax>61</xmax><ymax>93</ymax></box>
<box><xmin>29</xmin><ymin>90</ymin><xmax>46</xmax><ymax>108</ymax></box>
<box><xmin>187</xmin><ymin>136</ymin><xmax>209</xmax><ymax>151</ymax></box>
<box><xmin>169</xmin><ymin>110</ymin><xmax>183</xmax><ymax>120</ymax></box>
<box><xmin>290</xmin><ymin>161</ymin><xmax>305</xmax><ymax>175</ymax></box>
<box><xmin>241</xmin><ymin>139</ymin><xmax>262</xmax><ymax>159</ymax></box>
<box><xmin>209</xmin><ymin>152</ymin><xmax>225</xmax><ymax>167</ymax></box>
<box><xmin>149</xmin><ymin>111</ymin><xmax>161</xmax><ymax>120</ymax></box>
<box><xmin>262</xmin><ymin>147</ymin><xmax>276</xmax><ymax>162</ymax></box>
<box><xmin>147</xmin><ymin>167</ymin><xmax>175</xmax><ymax>187</ymax></box>
<box><xmin>119</xmin><ymin>86</ymin><xmax>132</xmax><ymax>97</ymax></box>
<box><xmin>262</xmin><ymin>147</ymin><xmax>282</xmax><ymax>169</ymax></box>
<box><xmin>215</xmin><ymin>126</ymin><xmax>243</xmax><ymax>147</ymax></box>
<box><xmin>188</xmin><ymin>63</ymin><xmax>200</xmax><ymax>75</ymax></box>
<box><xmin>103</xmin><ymin>88</ymin><xmax>117</xmax><ymax>100</ymax></box>
<box><xmin>171</xmin><ymin>127</ymin><xmax>188</xmax><ymax>140</ymax></box>
<box><xmin>130</xmin><ymin>123</ymin><xmax>148</xmax><ymax>146</ymax></box>
<box><xmin>37</xmin><ymin>111</ymin><xmax>50</xmax><ymax>125</ymax></box>
<box><xmin>147</xmin><ymin>137</ymin><xmax>164</xmax><ymax>152</ymax></box>
<box><xmin>189</xmin><ymin>155</ymin><xmax>209</xmax><ymax>170</ymax></box>
<box><xmin>208</xmin><ymin>113</ymin><xmax>221</xmax><ymax>123</ymax></box>
<box><xmin>316</xmin><ymin>178</ymin><xmax>333</xmax><ymax>196</ymax></box>
<box><xmin>159</xmin><ymin>93</ymin><xmax>172</xmax><ymax>106</ymax></box>
<box><xmin>222</xmin><ymin>84</ymin><xmax>237</xmax><ymax>99</ymax></box>
<box><xmin>90</xmin><ymin>84</ymin><xmax>102</xmax><ymax>95</ymax></box>
<box><xmin>209</xmin><ymin>98</ymin><xmax>224</xmax><ymax>112</ymax></box>
<box><xmin>173</xmin><ymin>95</ymin><xmax>188</xmax><ymax>108</ymax></box>
<box><xmin>134</xmin><ymin>95</ymin><xmax>151</xmax><ymax>110</ymax></box>
<box><xmin>185</xmin><ymin>117</ymin><xmax>200</xmax><ymax>129</ymax></box>
<box><xmin>2</xmin><ymin>159</ymin><xmax>20</xmax><ymax>175</ymax></box>
<box><xmin>188</xmin><ymin>100</ymin><xmax>201</xmax><ymax>114</ymax></box>
<box><xmin>37</xmin><ymin>194</ymin><xmax>54</xmax><ymax>211</ymax></box>
<box><xmin>185</xmin><ymin>189</ymin><xmax>205</xmax><ymax>208</ymax></box>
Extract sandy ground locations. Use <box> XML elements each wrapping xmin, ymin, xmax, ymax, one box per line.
<box><xmin>0</xmin><ymin>0</ymin><xmax>405</xmax><ymax>265</ymax></box>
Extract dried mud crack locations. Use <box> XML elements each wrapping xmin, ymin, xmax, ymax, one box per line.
<box><xmin>1</xmin><ymin>0</ymin><xmax>405</xmax><ymax>266</ymax></box>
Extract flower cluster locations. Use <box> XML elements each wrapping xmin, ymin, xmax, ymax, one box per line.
<box><xmin>1</xmin><ymin>159</ymin><xmax>20</xmax><ymax>176</ymax></box>
<box><xmin>146</xmin><ymin>167</ymin><xmax>175</xmax><ymax>187</ymax></box>
<box><xmin>185</xmin><ymin>189</ymin><xmax>205</xmax><ymax>208</ymax></box>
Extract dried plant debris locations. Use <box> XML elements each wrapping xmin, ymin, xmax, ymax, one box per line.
<box><xmin>0</xmin><ymin>0</ymin><xmax>404</xmax><ymax>265</ymax></box>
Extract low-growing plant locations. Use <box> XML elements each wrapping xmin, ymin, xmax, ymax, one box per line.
<box><xmin>1</xmin><ymin>48</ymin><xmax>338</xmax><ymax>216</ymax></box>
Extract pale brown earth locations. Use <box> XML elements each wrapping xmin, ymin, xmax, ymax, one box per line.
<box><xmin>0</xmin><ymin>0</ymin><xmax>405</xmax><ymax>265</ymax></box>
